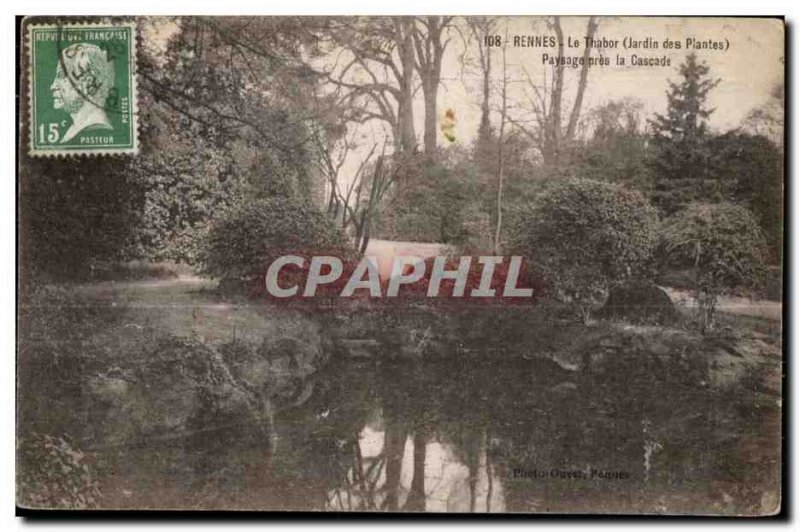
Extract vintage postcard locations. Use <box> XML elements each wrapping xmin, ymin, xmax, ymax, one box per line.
<box><xmin>16</xmin><ymin>16</ymin><xmax>784</xmax><ymax>515</ymax></box>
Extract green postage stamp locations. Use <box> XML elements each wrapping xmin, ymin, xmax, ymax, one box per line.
<box><xmin>27</xmin><ymin>21</ymin><xmax>138</xmax><ymax>156</ymax></box>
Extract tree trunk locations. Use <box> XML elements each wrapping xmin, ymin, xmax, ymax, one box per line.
<box><xmin>414</xmin><ymin>17</ymin><xmax>450</xmax><ymax>156</ymax></box>
<box><xmin>405</xmin><ymin>431</ymin><xmax>428</xmax><ymax>511</ymax></box>
<box><xmin>423</xmin><ymin>80</ymin><xmax>438</xmax><ymax>154</ymax></box>
<box><xmin>544</xmin><ymin>17</ymin><xmax>565</xmax><ymax>168</ymax></box>
<box><xmin>397</xmin><ymin>19</ymin><xmax>417</xmax><ymax>152</ymax></box>
<box><xmin>565</xmin><ymin>17</ymin><xmax>599</xmax><ymax>141</ymax></box>
<box><xmin>464</xmin><ymin>436</ymin><xmax>479</xmax><ymax>512</ymax></box>
<box><xmin>478</xmin><ymin>46</ymin><xmax>492</xmax><ymax>142</ymax></box>
<box><xmin>493</xmin><ymin>38</ymin><xmax>508</xmax><ymax>255</ymax></box>
<box><xmin>359</xmin><ymin>219</ymin><xmax>371</xmax><ymax>255</ymax></box>
<box><xmin>384</xmin><ymin>420</ymin><xmax>407</xmax><ymax>512</ymax></box>
<box><xmin>485</xmin><ymin>429</ymin><xmax>493</xmax><ymax>512</ymax></box>
<box><xmin>469</xmin><ymin>17</ymin><xmax>494</xmax><ymax>144</ymax></box>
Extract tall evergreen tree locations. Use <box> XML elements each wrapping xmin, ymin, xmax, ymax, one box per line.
<box><xmin>648</xmin><ymin>53</ymin><xmax>720</xmax><ymax>213</ymax></box>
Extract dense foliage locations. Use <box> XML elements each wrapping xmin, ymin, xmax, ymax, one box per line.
<box><xmin>20</xmin><ymin>157</ymin><xmax>145</xmax><ymax>281</ymax></box>
<box><xmin>574</xmin><ymin>99</ymin><xmax>652</xmax><ymax>192</ymax></box>
<box><xmin>19</xmin><ymin>15</ymin><xmax>782</xmax><ymax>330</ymax></box>
<box><xmin>711</xmin><ymin>132</ymin><xmax>784</xmax><ymax>261</ymax></box>
<box><xmin>376</xmin><ymin>134</ymin><xmax>540</xmax><ymax>252</ymax></box>
<box><xmin>661</xmin><ymin>202</ymin><xmax>768</xmax><ymax>331</ymax></box>
<box><xmin>648</xmin><ymin>53</ymin><xmax>721</xmax><ymax>214</ymax></box>
<box><xmin>199</xmin><ymin>196</ymin><xmax>348</xmax><ymax>281</ymax></box>
<box><xmin>377</xmin><ymin>149</ymin><xmax>486</xmax><ymax>246</ymax></box>
<box><xmin>18</xmin><ymin>434</ymin><xmax>101</xmax><ymax>509</ymax></box>
<box><xmin>510</xmin><ymin>178</ymin><xmax>659</xmax><ymax>320</ymax></box>
<box><xmin>20</xmin><ymin>17</ymin><xmax>327</xmax><ymax>281</ymax></box>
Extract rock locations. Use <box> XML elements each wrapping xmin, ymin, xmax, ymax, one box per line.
<box><xmin>260</xmin><ymin>336</ymin><xmax>320</xmax><ymax>378</ymax></box>
<box><xmin>601</xmin><ymin>280</ymin><xmax>677</xmax><ymax>324</ymax></box>
<box><xmin>549</xmin><ymin>381</ymin><xmax>578</xmax><ymax>394</ymax></box>
<box><xmin>599</xmin><ymin>337</ymin><xmax>624</xmax><ymax>348</ymax></box>
<box><xmin>707</xmin><ymin>351</ymin><xmax>755</xmax><ymax>389</ymax></box>
<box><xmin>657</xmin><ymin>268</ymin><xmax>696</xmax><ymax>290</ymax></box>
<box><xmin>85</xmin><ymin>337</ymin><xmax>254</xmax><ymax>446</ymax></box>
<box><xmin>86</xmin><ymin>332</ymin><xmax>326</xmax><ymax>448</ymax></box>
<box><xmin>526</xmin><ymin>357</ymin><xmax>577</xmax><ymax>384</ymax></box>
<box><xmin>220</xmin><ymin>335</ymin><xmax>322</xmax><ymax>406</ymax></box>
<box><xmin>336</xmin><ymin>338</ymin><xmax>381</xmax><ymax>358</ymax></box>
<box><xmin>645</xmin><ymin>339</ymin><xmax>672</xmax><ymax>357</ymax></box>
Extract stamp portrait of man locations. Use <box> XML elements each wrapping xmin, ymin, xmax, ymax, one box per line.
<box><xmin>49</xmin><ymin>43</ymin><xmax>115</xmax><ymax>143</ymax></box>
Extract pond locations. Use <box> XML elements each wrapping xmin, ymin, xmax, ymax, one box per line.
<box><xmin>17</xmin><ymin>283</ymin><xmax>780</xmax><ymax>514</ymax></box>
<box><xmin>93</xmin><ymin>344</ymin><xmax>778</xmax><ymax>515</ymax></box>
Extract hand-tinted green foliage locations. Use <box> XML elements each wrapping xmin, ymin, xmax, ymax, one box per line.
<box><xmin>661</xmin><ymin>202</ymin><xmax>767</xmax><ymax>331</ymax></box>
<box><xmin>20</xmin><ymin>19</ymin><xmax>782</xmax><ymax>300</ymax></box>
<box><xmin>377</xmin><ymin>136</ymin><xmax>542</xmax><ymax>251</ymax></box>
<box><xmin>575</xmin><ymin>99</ymin><xmax>653</xmax><ymax>192</ymax></box>
<box><xmin>131</xmin><ymin>20</ymin><xmax>325</xmax><ymax>264</ymax></box>
<box><xmin>376</xmin><ymin>147</ymin><xmax>487</xmax><ymax>246</ymax></box>
<box><xmin>479</xmin><ymin>131</ymin><xmax>548</xmax><ymax>242</ymax></box>
<box><xmin>510</xmin><ymin>178</ymin><xmax>659</xmax><ymax>319</ymax></box>
<box><xmin>18</xmin><ymin>433</ymin><xmax>101</xmax><ymax>509</ymax></box>
<box><xmin>708</xmin><ymin>132</ymin><xmax>783</xmax><ymax>263</ymax></box>
<box><xmin>124</xmin><ymin>149</ymin><xmax>242</xmax><ymax>265</ymax></box>
<box><xmin>199</xmin><ymin>196</ymin><xmax>348</xmax><ymax>281</ymax></box>
<box><xmin>21</xmin><ymin>18</ymin><xmax>333</xmax><ymax>281</ymax></box>
<box><xmin>575</xmin><ymin>134</ymin><xmax>651</xmax><ymax>189</ymax></box>
<box><xmin>648</xmin><ymin>54</ymin><xmax>722</xmax><ymax>214</ymax></box>
<box><xmin>20</xmin><ymin>157</ymin><xmax>146</xmax><ymax>281</ymax></box>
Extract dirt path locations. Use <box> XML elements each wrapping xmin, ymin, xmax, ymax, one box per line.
<box><xmin>73</xmin><ymin>275</ymin><xmax>273</xmax><ymax>343</ymax></box>
<box><xmin>73</xmin><ymin>271</ymin><xmax>782</xmax><ymax>336</ymax></box>
<box><xmin>663</xmin><ymin>288</ymin><xmax>782</xmax><ymax>322</ymax></box>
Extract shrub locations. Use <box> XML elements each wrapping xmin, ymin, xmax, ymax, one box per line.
<box><xmin>20</xmin><ymin>157</ymin><xmax>145</xmax><ymax>281</ymax></box>
<box><xmin>661</xmin><ymin>202</ymin><xmax>768</xmax><ymax>332</ymax></box>
<box><xmin>199</xmin><ymin>196</ymin><xmax>349</xmax><ymax>282</ymax></box>
<box><xmin>18</xmin><ymin>433</ymin><xmax>101</xmax><ymax>509</ymax></box>
<box><xmin>375</xmin><ymin>153</ymin><xmax>486</xmax><ymax>246</ymax></box>
<box><xmin>710</xmin><ymin>132</ymin><xmax>783</xmax><ymax>263</ymax></box>
<box><xmin>380</xmin><ymin>255</ymin><xmax>545</xmax><ymax>305</ymax></box>
<box><xmin>510</xmin><ymin>178</ymin><xmax>659</xmax><ymax>322</ymax></box>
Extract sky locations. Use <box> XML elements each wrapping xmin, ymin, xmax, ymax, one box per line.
<box><xmin>140</xmin><ymin>16</ymin><xmax>785</xmax><ymax>188</ymax></box>
<box><xmin>333</xmin><ymin>16</ymin><xmax>784</xmax><ymax>189</ymax></box>
<box><xmin>427</xmin><ymin>16</ymin><xmax>783</xmax><ymax>145</ymax></box>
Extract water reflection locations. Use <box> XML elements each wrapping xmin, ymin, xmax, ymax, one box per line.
<box><xmin>266</xmin><ymin>354</ymin><xmax>645</xmax><ymax>513</ymax></box>
<box><xmin>102</xmin><ymin>342</ymin><xmax>773</xmax><ymax>513</ymax></box>
<box><xmin>325</xmin><ymin>424</ymin><xmax>504</xmax><ymax>512</ymax></box>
